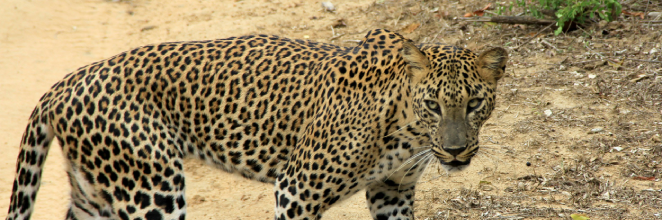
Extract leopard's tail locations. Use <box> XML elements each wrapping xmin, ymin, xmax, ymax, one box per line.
<box><xmin>6</xmin><ymin>97</ymin><xmax>55</xmax><ymax>220</ymax></box>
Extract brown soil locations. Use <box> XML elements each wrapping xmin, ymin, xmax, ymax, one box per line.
<box><xmin>1</xmin><ymin>0</ymin><xmax>661</xmax><ymax>219</ymax></box>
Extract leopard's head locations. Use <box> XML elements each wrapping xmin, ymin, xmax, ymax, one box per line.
<box><xmin>401</xmin><ymin>41</ymin><xmax>508</xmax><ymax>172</ymax></box>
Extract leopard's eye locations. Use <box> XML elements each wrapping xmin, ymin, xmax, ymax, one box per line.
<box><xmin>467</xmin><ymin>98</ymin><xmax>484</xmax><ymax>113</ymax></box>
<box><xmin>424</xmin><ymin>100</ymin><xmax>441</xmax><ymax>114</ymax></box>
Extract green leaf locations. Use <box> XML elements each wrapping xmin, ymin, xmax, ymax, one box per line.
<box><xmin>571</xmin><ymin>213</ymin><xmax>590</xmax><ymax>220</ymax></box>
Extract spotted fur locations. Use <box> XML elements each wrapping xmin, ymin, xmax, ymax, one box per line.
<box><xmin>6</xmin><ymin>29</ymin><xmax>507</xmax><ymax>220</ymax></box>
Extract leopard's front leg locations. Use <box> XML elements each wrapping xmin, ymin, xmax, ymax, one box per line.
<box><xmin>273</xmin><ymin>155</ymin><xmax>360</xmax><ymax>220</ymax></box>
<box><xmin>274</xmin><ymin>171</ymin><xmax>325</xmax><ymax>220</ymax></box>
<box><xmin>365</xmin><ymin>181</ymin><xmax>417</xmax><ymax>220</ymax></box>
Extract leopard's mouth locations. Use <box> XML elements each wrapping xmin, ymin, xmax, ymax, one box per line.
<box><xmin>440</xmin><ymin>158</ymin><xmax>471</xmax><ymax>167</ymax></box>
<box><xmin>432</xmin><ymin>147</ymin><xmax>476</xmax><ymax>172</ymax></box>
<box><xmin>439</xmin><ymin>158</ymin><xmax>471</xmax><ymax>172</ymax></box>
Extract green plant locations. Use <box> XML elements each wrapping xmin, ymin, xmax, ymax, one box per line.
<box><xmin>495</xmin><ymin>2</ymin><xmax>515</xmax><ymax>16</ymax></box>
<box><xmin>513</xmin><ymin>0</ymin><xmax>622</xmax><ymax>35</ymax></box>
<box><xmin>552</xmin><ymin>0</ymin><xmax>621</xmax><ymax>35</ymax></box>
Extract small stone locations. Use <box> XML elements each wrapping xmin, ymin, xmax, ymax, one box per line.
<box><xmin>190</xmin><ymin>195</ymin><xmax>206</xmax><ymax>205</ymax></box>
<box><xmin>321</xmin><ymin>2</ymin><xmax>335</xmax><ymax>12</ymax></box>
<box><xmin>559</xmin><ymin>65</ymin><xmax>567</xmax><ymax>71</ymax></box>
<box><xmin>571</xmin><ymin>71</ymin><xmax>584</xmax><ymax>78</ymax></box>
<box><xmin>652</xmin><ymin>134</ymin><xmax>661</xmax><ymax>143</ymax></box>
<box><xmin>607</xmin><ymin>21</ymin><xmax>622</xmax><ymax>30</ymax></box>
<box><xmin>140</xmin><ymin>25</ymin><xmax>156</xmax><ymax>32</ymax></box>
<box><xmin>650</xmin><ymin>48</ymin><xmax>659</xmax><ymax>55</ymax></box>
<box><xmin>613</xmin><ymin>147</ymin><xmax>623</xmax><ymax>152</ymax></box>
<box><xmin>526</xmin><ymin>162</ymin><xmax>531</xmax><ymax>166</ymax></box>
<box><xmin>588</xmin><ymin>74</ymin><xmax>596</xmax><ymax>79</ymax></box>
<box><xmin>544</xmin><ymin>109</ymin><xmax>552</xmax><ymax>117</ymax></box>
<box><xmin>588</xmin><ymin>127</ymin><xmax>603</xmax><ymax>134</ymax></box>
<box><xmin>601</xmin><ymin>191</ymin><xmax>610</xmax><ymax>200</ymax></box>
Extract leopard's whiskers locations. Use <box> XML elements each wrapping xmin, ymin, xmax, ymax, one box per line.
<box><xmin>385</xmin><ymin>120</ymin><xmax>417</xmax><ymax>137</ymax></box>
<box><xmin>397</xmin><ymin>154</ymin><xmax>434</xmax><ymax>191</ymax></box>
<box><xmin>410</xmin><ymin>145</ymin><xmax>432</xmax><ymax>151</ymax></box>
<box><xmin>384</xmin><ymin>148</ymin><xmax>432</xmax><ymax>181</ymax></box>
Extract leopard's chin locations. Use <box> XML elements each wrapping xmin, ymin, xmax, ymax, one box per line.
<box><xmin>439</xmin><ymin>158</ymin><xmax>471</xmax><ymax>172</ymax></box>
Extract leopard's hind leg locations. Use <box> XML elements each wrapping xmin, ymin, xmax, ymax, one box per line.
<box><xmin>58</xmin><ymin>117</ymin><xmax>188</xmax><ymax>220</ymax></box>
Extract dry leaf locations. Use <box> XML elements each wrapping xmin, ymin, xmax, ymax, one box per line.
<box><xmin>331</xmin><ymin>19</ymin><xmax>346</xmax><ymax>28</ymax></box>
<box><xmin>621</xmin><ymin>10</ymin><xmax>645</xmax><ymax>19</ymax></box>
<box><xmin>629</xmin><ymin>74</ymin><xmax>650</xmax><ymax>83</ymax></box>
<box><xmin>464</xmin><ymin>3</ymin><xmax>491</xmax><ymax>17</ymax></box>
<box><xmin>608</xmin><ymin>59</ymin><xmax>624</xmax><ymax>70</ymax></box>
<box><xmin>482</xmin><ymin>3</ymin><xmax>492</xmax><ymax>10</ymax></box>
<box><xmin>633</xmin><ymin>176</ymin><xmax>655</xmax><ymax>181</ymax></box>
<box><xmin>402</xmin><ymin>22</ymin><xmax>420</xmax><ymax>33</ymax></box>
<box><xmin>434</xmin><ymin>11</ymin><xmax>451</xmax><ymax>19</ymax></box>
<box><xmin>571</xmin><ymin>213</ymin><xmax>590</xmax><ymax>220</ymax></box>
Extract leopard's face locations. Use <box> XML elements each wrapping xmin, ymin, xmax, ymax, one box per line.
<box><xmin>412</xmin><ymin>72</ymin><xmax>495</xmax><ymax>172</ymax></box>
<box><xmin>402</xmin><ymin>43</ymin><xmax>508</xmax><ymax>172</ymax></box>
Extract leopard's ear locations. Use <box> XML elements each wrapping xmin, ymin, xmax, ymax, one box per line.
<box><xmin>400</xmin><ymin>41</ymin><xmax>430</xmax><ymax>83</ymax></box>
<box><xmin>477</xmin><ymin>47</ymin><xmax>508</xmax><ymax>83</ymax></box>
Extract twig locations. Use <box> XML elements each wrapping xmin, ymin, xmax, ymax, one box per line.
<box><xmin>483</xmin><ymin>10</ymin><xmax>499</xmax><ymax>16</ymax></box>
<box><xmin>556</xmin><ymin>58</ymin><xmax>662</xmax><ymax>66</ymax></box>
<box><xmin>577</xmin><ymin>25</ymin><xmax>605</xmax><ymax>59</ymax></box>
<box><xmin>557</xmin><ymin>60</ymin><xmax>602</xmax><ymax>66</ymax></box>
<box><xmin>541</xmin><ymin>39</ymin><xmax>558</xmax><ymax>51</ymax></box>
<box><xmin>329</xmin><ymin>33</ymin><xmax>345</xmax><ymax>41</ymax></box>
<box><xmin>429</xmin><ymin>28</ymin><xmax>444</xmax><ymax>43</ymax></box>
<box><xmin>515</xmin><ymin>22</ymin><xmax>555</xmax><ymax>50</ymax></box>
<box><xmin>393</xmin><ymin>14</ymin><xmax>402</xmax><ymax>27</ymax></box>
<box><xmin>641</xmin><ymin>0</ymin><xmax>654</xmax><ymax>27</ymax></box>
<box><xmin>625</xmin><ymin>58</ymin><xmax>662</xmax><ymax>64</ymax></box>
<box><xmin>460</xmin><ymin>16</ymin><xmax>555</xmax><ymax>25</ymax></box>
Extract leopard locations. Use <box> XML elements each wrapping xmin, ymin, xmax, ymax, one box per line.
<box><xmin>6</xmin><ymin>29</ymin><xmax>507</xmax><ymax>220</ymax></box>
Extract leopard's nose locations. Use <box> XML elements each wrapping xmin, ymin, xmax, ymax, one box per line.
<box><xmin>443</xmin><ymin>146</ymin><xmax>466</xmax><ymax>156</ymax></box>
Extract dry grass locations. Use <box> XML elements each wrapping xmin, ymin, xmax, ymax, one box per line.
<box><xmin>323</xmin><ymin>0</ymin><xmax>662</xmax><ymax>219</ymax></box>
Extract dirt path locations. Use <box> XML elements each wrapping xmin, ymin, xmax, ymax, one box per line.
<box><xmin>0</xmin><ymin>1</ymin><xmax>502</xmax><ymax>219</ymax></box>
<box><xmin>3</xmin><ymin>0</ymin><xmax>661</xmax><ymax>219</ymax></box>
<box><xmin>0</xmin><ymin>0</ymin><xmax>376</xmax><ymax>219</ymax></box>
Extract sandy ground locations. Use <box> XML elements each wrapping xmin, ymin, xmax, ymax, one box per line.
<box><xmin>0</xmin><ymin>1</ymin><xmax>375</xmax><ymax>219</ymax></box>
<box><xmin>0</xmin><ymin>0</ymin><xmax>466</xmax><ymax>219</ymax></box>
<box><xmin>2</xmin><ymin>0</ymin><xmax>661</xmax><ymax>219</ymax></box>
